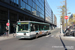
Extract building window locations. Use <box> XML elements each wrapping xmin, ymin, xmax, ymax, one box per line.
<box><xmin>37</xmin><ymin>6</ymin><xmax>39</xmax><ymax>12</ymax></box>
<box><xmin>14</xmin><ymin>0</ymin><xmax>19</xmax><ymax>4</ymax></box>
<box><xmin>21</xmin><ymin>0</ymin><xmax>26</xmax><ymax>10</ymax></box>
<box><xmin>33</xmin><ymin>0</ymin><xmax>36</xmax><ymax>3</ymax></box>
<box><xmin>28</xmin><ymin>0</ymin><xmax>32</xmax><ymax>6</ymax></box>
<box><xmin>10</xmin><ymin>0</ymin><xmax>14</xmax><ymax>2</ymax></box>
<box><xmin>26</xmin><ymin>4</ymin><xmax>31</xmax><ymax>11</ymax></box>
<box><xmin>33</xmin><ymin>2</ymin><xmax>36</xmax><ymax>9</ymax></box>
<box><xmin>10</xmin><ymin>13</ymin><xmax>17</xmax><ymax>21</ymax></box>
<box><xmin>41</xmin><ymin>10</ymin><xmax>44</xmax><ymax>15</ymax></box>
<box><xmin>0</xmin><ymin>10</ymin><xmax>8</xmax><ymax>20</ymax></box>
<box><xmin>32</xmin><ymin>8</ymin><xmax>36</xmax><ymax>15</ymax></box>
<box><xmin>23</xmin><ymin>0</ymin><xmax>27</xmax><ymax>3</ymax></box>
<box><xmin>36</xmin><ymin>11</ymin><xmax>39</xmax><ymax>17</ymax></box>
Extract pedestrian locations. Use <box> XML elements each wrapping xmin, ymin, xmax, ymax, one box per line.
<box><xmin>3</xmin><ymin>31</ymin><xmax>6</xmax><ymax>36</ymax></box>
<box><xmin>5</xmin><ymin>26</ymin><xmax>9</xmax><ymax>36</ymax></box>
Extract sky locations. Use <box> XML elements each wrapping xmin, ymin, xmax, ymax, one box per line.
<box><xmin>47</xmin><ymin>0</ymin><xmax>75</xmax><ymax>28</ymax></box>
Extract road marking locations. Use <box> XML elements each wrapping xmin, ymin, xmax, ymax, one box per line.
<box><xmin>45</xmin><ymin>34</ymin><xmax>60</xmax><ymax>38</ymax></box>
<box><xmin>45</xmin><ymin>35</ymin><xmax>50</xmax><ymax>37</ymax></box>
<box><xmin>45</xmin><ymin>35</ymin><xmax>55</xmax><ymax>37</ymax></box>
<box><xmin>51</xmin><ymin>35</ymin><xmax>54</xmax><ymax>37</ymax></box>
<box><xmin>55</xmin><ymin>35</ymin><xmax>60</xmax><ymax>37</ymax></box>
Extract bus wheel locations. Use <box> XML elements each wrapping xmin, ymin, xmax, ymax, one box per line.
<box><xmin>36</xmin><ymin>34</ymin><xmax>38</xmax><ymax>38</ymax></box>
<box><xmin>46</xmin><ymin>32</ymin><xmax>48</xmax><ymax>35</ymax></box>
<box><xmin>73</xmin><ymin>32</ymin><xmax>75</xmax><ymax>37</ymax></box>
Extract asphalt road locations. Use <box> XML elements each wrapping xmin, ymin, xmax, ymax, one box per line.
<box><xmin>0</xmin><ymin>28</ymin><xmax>75</xmax><ymax>50</ymax></box>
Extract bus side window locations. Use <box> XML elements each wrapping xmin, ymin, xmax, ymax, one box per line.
<box><xmin>31</xmin><ymin>24</ymin><xmax>35</xmax><ymax>31</ymax></box>
<box><xmin>39</xmin><ymin>25</ymin><xmax>43</xmax><ymax>31</ymax></box>
<box><xmin>35</xmin><ymin>25</ymin><xmax>38</xmax><ymax>31</ymax></box>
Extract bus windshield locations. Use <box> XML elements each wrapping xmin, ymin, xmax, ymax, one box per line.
<box><xmin>18</xmin><ymin>24</ymin><xmax>29</xmax><ymax>32</ymax></box>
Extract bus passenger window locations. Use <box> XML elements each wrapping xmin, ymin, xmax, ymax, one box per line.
<box><xmin>31</xmin><ymin>25</ymin><xmax>35</xmax><ymax>31</ymax></box>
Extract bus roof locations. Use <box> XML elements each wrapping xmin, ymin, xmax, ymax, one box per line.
<box><xmin>17</xmin><ymin>21</ymin><xmax>50</xmax><ymax>25</ymax></box>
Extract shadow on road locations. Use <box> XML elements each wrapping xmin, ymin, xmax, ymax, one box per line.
<box><xmin>19</xmin><ymin>37</ymin><xmax>36</xmax><ymax>40</ymax></box>
<box><xmin>60</xmin><ymin>36</ymin><xmax>67</xmax><ymax>50</ymax></box>
<box><xmin>19</xmin><ymin>35</ymin><xmax>46</xmax><ymax>40</ymax></box>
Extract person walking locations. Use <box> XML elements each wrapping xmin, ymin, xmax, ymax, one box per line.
<box><xmin>6</xmin><ymin>26</ymin><xmax>9</xmax><ymax>36</ymax></box>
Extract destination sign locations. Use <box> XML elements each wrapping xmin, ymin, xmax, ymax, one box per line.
<box><xmin>21</xmin><ymin>22</ymin><xmax>29</xmax><ymax>24</ymax></box>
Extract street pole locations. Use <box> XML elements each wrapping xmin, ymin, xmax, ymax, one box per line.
<box><xmin>65</xmin><ymin>0</ymin><xmax>67</xmax><ymax>29</ymax></box>
<box><xmin>8</xmin><ymin>10</ymin><xmax>10</xmax><ymax>36</ymax></box>
<box><xmin>60</xmin><ymin>17</ymin><xmax>63</xmax><ymax>35</ymax></box>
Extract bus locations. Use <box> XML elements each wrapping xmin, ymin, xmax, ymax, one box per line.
<box><xmin>16</xmin><ymin>21</ymin><xmax>50</xmax><ymax>39</ymax></box>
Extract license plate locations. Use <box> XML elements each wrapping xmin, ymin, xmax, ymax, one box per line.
<box><xmin>21</xmin><ymin>37</ymin><xmax>24</xmax><ymax>38</ymax></box>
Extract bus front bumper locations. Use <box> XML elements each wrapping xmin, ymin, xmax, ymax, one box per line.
<box><xmin>16</xmin><ymin>36</ymin><xmax>31</xmax><ymax>39</ymax></box>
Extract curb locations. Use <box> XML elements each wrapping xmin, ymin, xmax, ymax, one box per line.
<box><xmin>60</xmin><ymin>35</ymin><xmax>75</xmax><ymax>41</ymax></box>
<box><xmin>0</xmin><ymin>37</ymin><xmax>14</xmax><ymax>41</ymax></box>
<box><xmin>0</xmin><ymin>34</ymin><xmax>16</xmax><ymax>41</ymax></box>
<box><xmin>56</xmin><ymin>33</ymin><xmax>75</xmax><ymax>41</ymax></box>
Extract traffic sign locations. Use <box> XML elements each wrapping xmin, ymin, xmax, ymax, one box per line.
<box><xmin>65</xmin><ymin>16</ymin><xmax>68</xmax><ymax>19</ymax></box>
<box><xmin>6</xmin><ymin>23</ymin><xmax>10</xmax><ymax>26</ymax></box>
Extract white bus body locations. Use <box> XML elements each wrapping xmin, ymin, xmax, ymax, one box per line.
<box><xmin>16</xmin><ymin>21</ymin><xmax>50</xmax><ymax>39</ymax></box>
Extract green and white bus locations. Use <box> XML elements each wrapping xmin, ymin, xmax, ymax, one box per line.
<box><xmin>16</xmin><ymin>21</ymin><xmax>50</xmax><ymax>39</ymax></box>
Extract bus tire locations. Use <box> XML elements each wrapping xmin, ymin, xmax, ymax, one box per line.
<box><xmin>46</xmin><ymin>31</ymin><xmax>48</xmax><ymax>35</ymax></box>
<box><xmin>36</xmin><ymin>33</ymin><xmax>38</xmax><ymax>38</ymax></box>
<box><xmin>73</xmin><ymin>32</ymin><xmax>75</xmax><ymax>37</ymax></box>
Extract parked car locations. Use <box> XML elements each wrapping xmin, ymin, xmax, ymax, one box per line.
<box><xmin>69</xmin><ymin>26</ymin><xmax>75</xmax><ymax>36</ymax></box>
<box><xmin>64</xmin><ymin>26</ymin><xmax>75</xmax><ymax>36</ymax></box>
<box><xmin>64</xmin><ymin>27</ymin><xmax>71</xmax><ymax>36</ymax></box>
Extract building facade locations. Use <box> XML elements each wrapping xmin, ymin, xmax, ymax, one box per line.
<box><xmin>45</xmin><ymin>0</ymin><xmax>56</xmax><ymax>30</ymax></box>
<box><xmin>54</xmin><ymin>15</ymin><xmax>57</xmax><ymax>26</ymax></box>
<box><xmin>52</xmin><ymin>14</ymin><xmax>57</xmax><ymax>29</ymax></box>
<box><xmin>0</xmin><ymin>0</ymin><xmax>57</xmax><ymax>35</ymax></box>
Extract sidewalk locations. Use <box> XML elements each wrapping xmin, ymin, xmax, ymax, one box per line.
<box><xmin>56</xmin><ymin>32</ymin><xmax>75</xmax><ymax>41</ymax></box>
<box><xmin>0</xmin><ymin>33</ymin><xmax>16</xmax><ymax>41</ymax></box>
<box><xmin>50</xmin><ymin>28</ymin><xmax>57</xmax><ymax>32</ymax></box>
<box><xmin>60</xmin><ymin>35</ymin><xmax>75</xmax><ymax>41</ymax></box>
